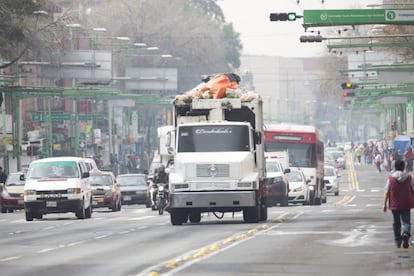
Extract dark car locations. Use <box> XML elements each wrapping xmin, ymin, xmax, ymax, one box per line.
<box><xmin>116</xmin><ymin>174</ymin><xmax>149</xmax><ymax>205</ymax></box>
<box><xmin>89</xmin><ymin>170</ymin><xmax>121</xmax><ymax>211</ymax></box>
<box><xmin>0</xmin><ymin>172</ymin><xmax>25</xmax><ymax>213</ymax></box>
<box><xmin>265</xmin><ymin>159</ymin><xmax>290</xmax><ymax>206</ymax></box>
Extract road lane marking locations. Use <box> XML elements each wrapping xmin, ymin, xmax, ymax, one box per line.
<box><xmin>0</xmin><ymin>256</ymin><xmax>21</xmax><ymax>262</ymax></box>
<box><xmin>37</xmin><ymin>248</ymin><xmax>56</xmax><ymax>253</ymax></box>
<box><xmin>139</xmin><ymin>211</ymin><xmax>302</xmax><ymax>276</ymax></box>
<box><xmin>128</xmin><ymin>216</ymin><xmax>155</xmax><ymax>220</ymax></box>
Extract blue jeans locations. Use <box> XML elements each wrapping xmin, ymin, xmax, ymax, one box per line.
<box><xmin>392</xmin><ymin>209</ymin><xmax>411</xmax><ymax>246</ymax></box>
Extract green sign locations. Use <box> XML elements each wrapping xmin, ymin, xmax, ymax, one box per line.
<box><xmin>303</xmin><ymin>9</ymin><xmax>414</xmax><ymax>28</ymax></box>
<box><xmin>32</xmin><ymin>113</ymin><xmax>104</xmax><ymax>122</ymax></box>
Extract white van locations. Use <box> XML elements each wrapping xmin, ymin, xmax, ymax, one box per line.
<box><xmin>23</xmin><ymin>157</ymin><xmax>92</xmax><ymax>221</ymax></box>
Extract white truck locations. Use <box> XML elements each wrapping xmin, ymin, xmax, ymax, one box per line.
<box><xmin>168</xmin><ymin>94</ymin><xmax>267</xmax><ymax>225</ymax></box>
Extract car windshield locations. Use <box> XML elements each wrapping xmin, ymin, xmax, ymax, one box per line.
<box><xmin>27</xmin><ymin>161</ymin><xmax>79</xmax><ymax>179</ymax></box>
<box><xmin>324</xmin><ymin>167</ymin><xmax>336</xmax><ymax>176</ymax></box>
<box><xmin>89</xmin><ymin>175</ymin><xmax>113</xmax><ymax>186</ymax></box>
<box><xmin>5</xmin><ymin>174</ymin><xmax>25</xmax><ymax>186</ymax></box>
<box><xmin>117</xmin><ymin>175</ymin><xmax>147</xmax><ymax>187</ymax></box>
<box><xmin>288</xmin><ymin>171</ymin><xmax>304</xmax><ymax>182</ymax></box>
<box><xmin>266</xmin><ymin>161</ymin><xmax>282</xmax><ymax>173</ymax></box>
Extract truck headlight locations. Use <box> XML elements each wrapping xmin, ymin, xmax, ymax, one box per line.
<box><xmin>24</xmin><ymin>189</ymin><xmax>36</xmax><ymax>196</ymax></box>
<box><xmin>173</xmin><ymin>184</ymin><xmax>188</xmax><ymax>190</ymax></box>
<box><xmin>67</xmin><ymin>188</ymin><xmax>81</xmax><ymax>194</ymax></box>
<box><xmin>238</xmin><ymin>182</ymin><xmax>253</xmax><ymax>188</ymax></box>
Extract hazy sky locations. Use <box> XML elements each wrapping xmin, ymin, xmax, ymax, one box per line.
<box><xmin>219</xmin><ymin>0</ymin><xmax>382</xmax><ymax>57</ymax></box>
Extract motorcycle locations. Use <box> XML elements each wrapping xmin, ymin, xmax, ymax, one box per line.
<box><xmin>156</xmin><ymin>183</ymin><xmax>168</xmax><ymax>215</ymax></box>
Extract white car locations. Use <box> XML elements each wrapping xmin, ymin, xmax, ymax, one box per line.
<box><xmin>324</xmin><ymin>165</ymin><xmax>340</xmax><ymax>196</ymax></box>
<box><xmin>287</xmin><ymin>168</ymin><xmax>310</xmax><ymax>205</ymax></box>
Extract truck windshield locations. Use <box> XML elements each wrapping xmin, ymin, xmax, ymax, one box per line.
<box><xmin>177</xmin><ymin>125</ymin><xmax>250</xmax><ymax>152</ymax></box>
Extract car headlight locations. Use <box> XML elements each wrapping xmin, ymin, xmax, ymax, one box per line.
<box><xmin>1</xmin><ymin>190</ymin><xmax>10</xmax><ymax>197</ymax></box>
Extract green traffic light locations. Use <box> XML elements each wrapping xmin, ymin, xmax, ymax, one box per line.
<box><xmin>288</xmin><ymin>13</ymin><xmax>297</xmax><ymax>21</ymax></box>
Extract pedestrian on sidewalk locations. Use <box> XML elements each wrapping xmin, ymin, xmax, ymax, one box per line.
<box><xmin>383</xmin><ymin>159</ymin><xmax>414</xmax><ymax>248</ymax></box>
<box><xmin>374</xmin><ymin>151</ymin><xmax>382</xmax><ymax>173</ymax></box>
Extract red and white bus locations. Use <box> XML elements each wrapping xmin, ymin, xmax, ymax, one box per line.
<box><xmin>264</xmin><ymin>124</ymin><xmax>325</xmax><ymax>205</ymax></box>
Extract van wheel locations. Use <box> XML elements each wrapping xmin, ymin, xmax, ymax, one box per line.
<box><xmin>85</xmin><ymin>204</ymin><xmax>92</xmax><ymax>219</ymax></box>
<box><xmin>76</xmin><ymin>202</ymin><xmax>86</xmax><ymax>219</ymax></box>
<box><xmin>25</xmin><ymin>211</ymin><xmax>34</xmax><ymax>221</ymax></box>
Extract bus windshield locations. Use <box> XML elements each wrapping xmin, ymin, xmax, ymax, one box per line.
<box><xmin>177</xmin><ymin>125</ymin><xmax>250</xmax><ymax>153</ymax></box>
<box><xmin>265</xmin><ymin>142</ymin><xmax>316</xmax><ymax>168</ymax></box>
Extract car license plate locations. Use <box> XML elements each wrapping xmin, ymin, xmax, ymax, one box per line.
<box><xmin>46</xmin><ymin>201</ymin><xmax>57</xmax><ymax>207</ymax></box>
<box><xmin>17</xmin><ymin>200</ymin><xmax>24</xmax><ymax>205</ymax></box>
<box><xmin>123</xmin><ymin>196</ymin><xmax>131</xmax><ymax>201</ymax></box>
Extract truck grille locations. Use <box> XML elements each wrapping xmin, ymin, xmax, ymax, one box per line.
<box><xmin>196</xmin><ymin>164</ymin><xmax>230</xmax><ymax>177</ymax></box>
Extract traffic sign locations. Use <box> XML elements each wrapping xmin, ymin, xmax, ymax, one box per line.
<box><xmin>32</xmin><ymin>113</ymin><xmax>104</xmax><ymax>122</ymax></box>
<box><xmin>303</xmin><ymin>9</ymin><xmax>414</xmax><ymax>29</ymax></box>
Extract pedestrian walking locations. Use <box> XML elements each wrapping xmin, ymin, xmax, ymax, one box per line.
<box><xmin>0</xmin><ymin>166</ymin><xmax>7</xmax><ymax>184</ymax></box>
<box><xmin>355</xmin><ymin>145</ymin><xmax>363</xmax><ymax>164</ymax></box>
<box><xmin>404</xmin><ymin>146</ymin><xmax>413</xmax><ymax>173</ymax></box>
<box><xmin>383</xmin><ymin>159</ymin><xmax>414</xmax><ymax>248</ymax></box>
<box><xmin>374</xmin><ymin>152</ymin><xmax>382</xmax><ymax>173</ymax></box>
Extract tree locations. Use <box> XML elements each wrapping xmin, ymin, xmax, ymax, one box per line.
<box><xmin>78</xmin><ymin>0</ymin><xmax>242</xmax><ymax>90</ymax></box>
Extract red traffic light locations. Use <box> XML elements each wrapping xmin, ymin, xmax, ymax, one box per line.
<box><xmin>342</xmin><ymin>91</ymin><xmax>356</xmax><ymax>97</ymax></box>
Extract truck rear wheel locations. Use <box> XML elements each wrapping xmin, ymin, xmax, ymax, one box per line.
<box><xmin>189</xmin><ymin>211</ymin><xmax>201</xmax><ymax>223</ymax></box>
<box><xmin>25</xmin><ymin>211</ymin><xmax>34</xmax><ymax>221</ymax></box>
<box><xmin>260</xmin><ymin>204</ymin><xmax>267</xmax><ymax>221</ymax></box>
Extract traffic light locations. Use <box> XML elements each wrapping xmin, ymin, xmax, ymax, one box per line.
<box><xmin>342</xmin><ymin>91</ymin><xmax>356</xmax><ymax>97</ymax></box>
<box><xmin>391</xmin><ymin>121</ymin><xmax>396</xmax><ymax>131</ymax></box>
<box><xmin>270</xmin><ymin>12</ymin><xmax>299</xmax><ymax>21</ymax></box>
<box><xmin>341</xmin><ymin>82</ymin><xmax>358</xmax><ymax>90</ymax></box>
<box><xmin>300</xmin><ymin>35</ymin><xmax>323</xmax><ymax>43</ymax></box>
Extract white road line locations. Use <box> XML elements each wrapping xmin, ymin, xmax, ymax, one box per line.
<box><xmin>0</xmin><ymin>256</ymin><xmax>21</xmax><ymax>262</ymax></box>
<box><xmin>37</xmin><ymin>248</ymin><xmax>56</xmax><ymax>253</ymax></box>
<box><xmin>128</xmin><ymin>216</ymin><xmax>155</xmax><ymax>220</ymax></box>
<box><xmin>94</xmin><ymin>233</ymin><xmax>113</xmax><ymax>239</ymax></box>
<box><xmin>67</xmin><ymin>240</ymin><xmax>86</xmax><ymax>247</ymax></box>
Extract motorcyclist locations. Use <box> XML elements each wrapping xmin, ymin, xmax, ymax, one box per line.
<box><xmin>154</xmin><ymin>165</ymin><xmax>169</xmax><ymax>212</ymax></box>
<box><xmin>154</xmin><ymin>165</ymin><xmax>169</xmax><ymax>185</ymax></box>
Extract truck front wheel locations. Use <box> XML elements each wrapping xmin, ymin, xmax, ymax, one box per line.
<box><xmin>170</xmin><ymin>209</ymin><xmax>187</xmax><ymax>225</ymax></box>
<box><xmin>243</xmin><ymin>206</ymin><xmax>259</xmax><ymax>223</ymax></box>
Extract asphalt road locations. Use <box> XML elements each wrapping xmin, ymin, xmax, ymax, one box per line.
<box><xmin>1</xmin><ymin>157</ymin><xmax>413</xmax><ymax>276</ymax></box>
